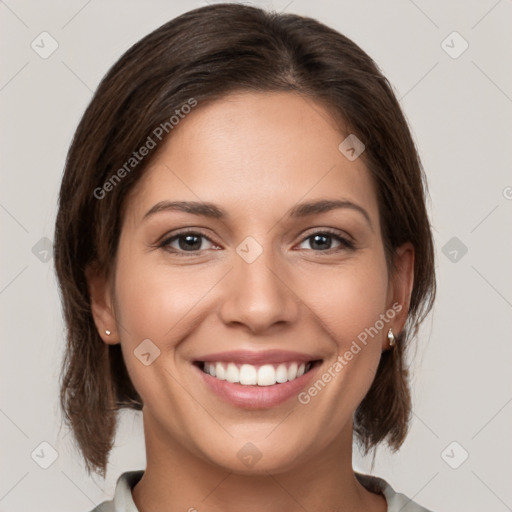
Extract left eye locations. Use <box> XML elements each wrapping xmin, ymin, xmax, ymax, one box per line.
<box><xmin>297</xmin><ymin>231</ymin><xmax>353</xmax><ymax>252</ymax></box>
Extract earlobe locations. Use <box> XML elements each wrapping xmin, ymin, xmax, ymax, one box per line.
<box><xmin>85</xmin><ymin>263</ymin><xmax>119</xmax><ymax>345</ymax></box>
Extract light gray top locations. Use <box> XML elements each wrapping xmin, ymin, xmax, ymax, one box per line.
<box><xmin>89</xmin><ymin>470</ymin><xmax>434</xmax><ymax>512</ymax></box>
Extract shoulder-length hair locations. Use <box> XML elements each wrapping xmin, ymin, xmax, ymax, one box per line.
<box><xmin>54</xmin><ymin>3</ymin><xmax>435</xmax><ymax>477</ymax></box>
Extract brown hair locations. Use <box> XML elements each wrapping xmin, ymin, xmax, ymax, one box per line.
<box><xmin>54</xmin><ymin>3</ymin><xmax>435</xmax><ymax>478</ymax></box>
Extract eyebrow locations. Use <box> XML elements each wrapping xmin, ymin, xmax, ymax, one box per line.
<box><xmin>143</xmin><ymin>199</ymin><xmax>372</xmax><ymax>228</ymax></box>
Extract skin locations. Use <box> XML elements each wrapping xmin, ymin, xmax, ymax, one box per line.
<box><xmin>87</xmin><ymin>91</ymin><xmax>414</xmax><ymax>512</ymax></box>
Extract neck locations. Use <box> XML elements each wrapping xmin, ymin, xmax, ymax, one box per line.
<box><xmin>132</xmin><ymin>410</ymin><xmax>386</xmax><ymax>512</ymax></box>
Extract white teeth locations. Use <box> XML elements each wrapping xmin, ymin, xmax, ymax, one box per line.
<box><xmin>239</xmin><ymin>364</ymin><xmax>257</xmax><ymax>385</ymax></box>
<box><xmin>225</xmin><ymin>363</ymin><xmax>239</xmax><ymax>383</ymax></box>
<box><xmin>204</xmin><ymin>363</ymin><xmax>216</xmax><ymax>377</ymax></box>
<box><xmin>257</xmin><ymin>364</ymin><xmax>276</xmax><ymax>386</ymax></box>
<box><xmin>287</xmin><ymin>362</ymin><xmax>298</xmax><ymax>381</ymax></box>
<box><xmin>201</xmin><ymin>361</ymin><xmax>314</xmax><ymax>386</ymax></box>
<box><xmin>215</xmin><ymin>362</ymin><xmax>226</xmax><ymax>380</ymax></box>
<box><xmin>275</xmin><ymin>364</ymin><xmax>288</xmax><ymax>383</ymax></box>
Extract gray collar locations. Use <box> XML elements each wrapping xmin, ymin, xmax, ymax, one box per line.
<box><xmin>103</xmin><ymin>469</ymin><xmax>433</xmax><ymax>512</ymax></box>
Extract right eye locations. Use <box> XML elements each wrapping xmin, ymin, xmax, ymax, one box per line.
<box><xmin>159</xmin><ymin>230</ymin><xmax>219</xmax><ymax>255</ymax></box>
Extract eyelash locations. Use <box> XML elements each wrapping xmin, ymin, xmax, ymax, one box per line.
<box><xmin>157</xmin><ymin>228</ymin><xmax>355</xmax><ymax>256</ymax></box>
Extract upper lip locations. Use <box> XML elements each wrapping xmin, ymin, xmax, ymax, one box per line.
<box><xmin>194</xmin><ymin>350</ymin><xmax>321</xmax><ymax>365</ymax></box>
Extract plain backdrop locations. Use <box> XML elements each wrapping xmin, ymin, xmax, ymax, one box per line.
<box><xmin>1</xmin><ymin>1</ymin><xmax>511</xmax><ymax>511</ymax></box>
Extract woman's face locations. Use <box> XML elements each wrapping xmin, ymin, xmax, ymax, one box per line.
<box><xmin>91</xmin><ymin>91</ymin><xmax>413</xmax><ymax>473</ymax></box>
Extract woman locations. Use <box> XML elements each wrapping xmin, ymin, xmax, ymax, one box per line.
<box><xmin>54</xmin><ymin>3</ymin><xmax>436</xmax><ymax>511</ymax></box>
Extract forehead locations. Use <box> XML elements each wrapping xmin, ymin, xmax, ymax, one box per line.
<box><xmin>124</xmin><ymin>91</ymin><xmax>379</xmax><ymax>227</ymax></box>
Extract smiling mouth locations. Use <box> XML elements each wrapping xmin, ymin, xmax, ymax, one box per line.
<box><xmin>193</xmin><ymin>360</ymin><xmax>322</xmax><ymax>386</ymax></box>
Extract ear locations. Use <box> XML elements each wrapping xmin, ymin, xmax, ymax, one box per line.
<box><xmin>85</xmin><ymin>262</ymin><xmax>119</xmax><ymax>345</ymax></box>
<box><xmin>385</xmin><ymin>242</ymin><xmax>415</xmax><ymax>344</ymax></box>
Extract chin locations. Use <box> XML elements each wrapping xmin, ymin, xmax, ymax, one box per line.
<box><xmin>197</xmin><ymin>437</ymin><xmax>308</xmax><ymax>476</ymax></box>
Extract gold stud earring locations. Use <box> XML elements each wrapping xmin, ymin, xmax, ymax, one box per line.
<box><xmin>387</xmin><ymin>328</ymin><xmax>396</xmax><ymax>347</ymax></box>
<box><xmin>105</xmin><ymin>330</ymin><xmax>111</xmax><ymax>336</ymax></box>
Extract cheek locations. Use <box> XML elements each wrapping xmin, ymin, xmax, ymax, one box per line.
<box><xmin>111</xmin><ymin>252</ymin><xmax>190</xmax><ymax>406</ymax></box>
<box><xmin>113</xmin><ymin>251</ymin><xmax>209</xmax><ymax>343</ymax></box>
<box><xmin>295</xmin><ymin>256</ymin><xmax>390</xmax><ymax>418</ymax></box>
<box><xmin>298</xmin><ymin>255</ymin><xmax>390</xmax><ymax>349</ymax></box>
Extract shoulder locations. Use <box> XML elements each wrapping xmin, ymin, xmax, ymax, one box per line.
<box><xmin>355</xmin><ymin>471</ymin><xmax>435</xmax><ymax>512</ymax></box>
<box><xmin>86</xmin><ymin>470</ymin><xmax>144</xmax><ymax>512</ymax></box>
<box><xmin>87</xmin><ymin>502</ymin><xmax>114</xmax><ymax>512</ymax></box>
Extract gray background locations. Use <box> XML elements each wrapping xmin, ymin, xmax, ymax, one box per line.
<box><xmin>1</xmin><ymin>1</ymin><xmax>511</xmax><ymax>511</ymax></box>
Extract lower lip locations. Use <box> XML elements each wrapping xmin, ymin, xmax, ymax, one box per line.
<box><xmin>193</xmin><ymin>362</ymin><xmax>321</xmax><ymax>409</ymax></box>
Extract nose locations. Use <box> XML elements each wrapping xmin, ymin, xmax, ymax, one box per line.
<box><xmin>218</xmin><ymin>242</ymin><xmax>300</xmax><ymax>335</ymax></box>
